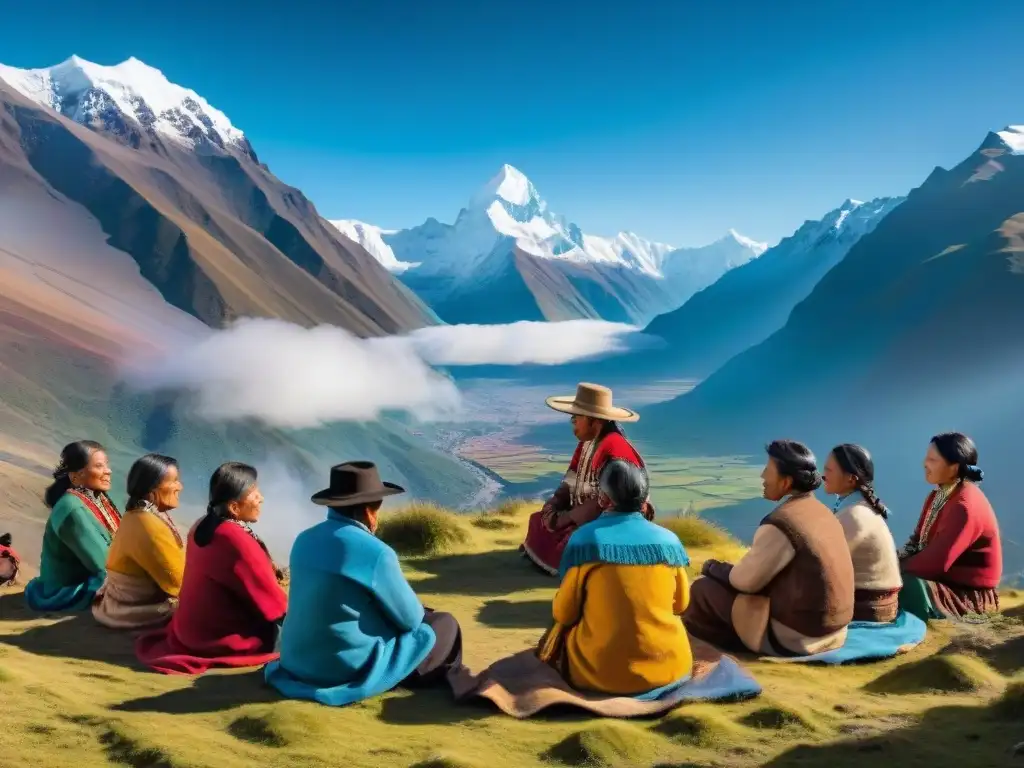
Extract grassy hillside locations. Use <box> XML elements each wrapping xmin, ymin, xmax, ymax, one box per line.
<box><xmin>2</xmin><ymin>502</ymin><xmax>1023</xmax><ymax>768</ymax></box>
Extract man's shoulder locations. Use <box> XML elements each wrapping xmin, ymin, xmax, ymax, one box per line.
<box><xmin>296</xmin><ymin>519</ymin><xmax>389</xmax><ymax>557</ymax></box>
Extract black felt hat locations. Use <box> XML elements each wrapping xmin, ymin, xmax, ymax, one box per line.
<box><xmin>311</xmin><ymin>461</ymin><xmax>405</xmax><ymax>506</ymax></box>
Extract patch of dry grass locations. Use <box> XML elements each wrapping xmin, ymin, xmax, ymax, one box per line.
<box><xmin>377</xmin><ymin>503</ymin><xmax>472</xmax><ymax>556</ymax></box>
<box><xmin>659</xmin><ymin>514</ymin><xmax>735</xmax><ymax>550</ymax></box>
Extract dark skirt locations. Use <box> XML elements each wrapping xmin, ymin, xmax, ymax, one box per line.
<box><xmin>899</xmin><ymin>575</ymin><xmax>1000</xmax><ymax>621</ymax></box>
<box><xmin>682</xmin><ymin>576</ymin><xmax>749</xmax><ymax>654</ymax></box>
<box><xmin>403</xmin><ymin>610</ymin><xmax>464</xmax><ymax>687</ymax></box>
<box><xmin>853</xmin><ymin>587</ymin><xmax>900</xmax><ymax>623</ymax></box>
<box><xmin>522</xmin><ymin>511</ymin><xmax>577</xmax><ymax>576</ymax></box>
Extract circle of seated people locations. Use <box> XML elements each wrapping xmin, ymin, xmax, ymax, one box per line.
<box><xmin>5</xmin><ymin>383</ymin><xmax>1001</xmax><ymax>715</ymax></box>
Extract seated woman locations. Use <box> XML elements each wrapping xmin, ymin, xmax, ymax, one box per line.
<box><xmin>25</xmin><ymin>440</ymin><xmax>122</xmax><ymax>611</ymax></box>
<box><xmin>522</xmin><ymin>383</ymin><xmax>653</xmax><ymax>575</ymax></box>
<box><xmin>684</xmin><ymin>440</ymin><xmax>855</xmax><ymax>656</ymax></box>
<box><xmin>93</xmin><ymin>454</ymin><xmax>186</xmax><ymax>630</ymax></box>
<box><xmin>265</xmin><ymin>462</ymin><xmax>463</xmax><ymax>706</ymax></box>
<box><xmin>822</xmin><ymin>444</ymin><xmax>902</xmax><ymax>622</ymax></box>
<box><xmin>898</xmin><ymin>432</ymin><xmax>1002</xmax><ymax>621</ymax></box>
<box><xmin>0</xmin><ymin>533</ymin><xmax>20</xmax><ymax>587</ymax></box>
<box><xmin>541</xmin><ymin>458</ymin><xmax>692</xmax><ymax>696</ymax></box>
<box><xmin>135</xmin><ymin>462</ymin><xmax>287</xmax><ymax>674</ymax></box>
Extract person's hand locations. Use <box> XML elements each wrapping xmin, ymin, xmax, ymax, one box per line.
<box><xmin>274</xmin><ymin>565</ymin><xmax>290</xmax><ymax>587</ymax></box>
<box><xmin>543</xmin><ymin>511</ymin><xmax>559</xmax><ymax>532</ymax></box>
<box><xmin>554</xmin><ymin>513</ymin><xmax>575</xmax><ymax>531</ymax></box>
<box><xmin>700</xmin><ymin>559</ymin><xmax>720</xmax><ymax>577</ymax></box>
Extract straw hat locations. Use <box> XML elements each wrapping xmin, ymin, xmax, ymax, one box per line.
<box><xmin>545</xmin><ymin>382</ymin><xmax>639</xmax><ymax>423</ymax></box>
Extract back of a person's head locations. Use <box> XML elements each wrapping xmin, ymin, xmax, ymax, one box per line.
<box><xmin>599</xmin><ymin>459</ymin><xmax>649</xmax><ymax>512</ymax></box>
<box><xmin>766</xmin><ymin>439</ymin><xmax>822</xmax><ymax>494</ymax></box>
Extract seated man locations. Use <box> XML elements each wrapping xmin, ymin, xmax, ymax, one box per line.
<box><xmin>684</xmin><ymin>440</ymin><xmax>855</xmax><ymax>657</ymax></box>
<box><xmin>265</xmin><ymin>462</ymin><xmax>463</xmax><ymax>706</ymax></box>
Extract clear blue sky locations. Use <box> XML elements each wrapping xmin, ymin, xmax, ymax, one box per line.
<box><xmin>3</xmin><ymin>0</ymin><xmax>1022</xmax><ymax>246</ymax></box>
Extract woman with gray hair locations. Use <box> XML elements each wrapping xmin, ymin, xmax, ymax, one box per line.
<box><xmin>538</xmin><ymin>459</ymin><xmax>693</xmax><ymax>696</ymax></box>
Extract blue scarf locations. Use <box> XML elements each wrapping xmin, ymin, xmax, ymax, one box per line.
<box><xmin>559</xmin><ymin>510</ymin><xmax>690</xmax><ymax>578</ymax></box>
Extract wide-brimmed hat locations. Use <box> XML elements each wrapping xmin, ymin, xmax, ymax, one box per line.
<box><xmin>311</xmin><ymin>461</ymin><xmax>405</xmax><ymax>506</ymax></box>
<box><xmin>545</xmin><ymin>382</ymin><xmax>639</xmax><ymax>423</ymax></box>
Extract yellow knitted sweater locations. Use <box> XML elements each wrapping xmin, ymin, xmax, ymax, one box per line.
<box><xmin>553</xmin><ymin>562</ymin><xmax>692</xmax><ymax>695</ymax></box>
<box><xmin>105</xmin><ymin>509</ymin><xmax>185</xmax><ymax>597</ymax></box>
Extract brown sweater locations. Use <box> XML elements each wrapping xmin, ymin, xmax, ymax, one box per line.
<box><xmin>763</xmin><ymin>494</ymin><xmax>855</xmax><ymax>637</ymax></box>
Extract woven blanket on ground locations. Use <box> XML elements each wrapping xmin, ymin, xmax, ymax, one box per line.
<box><xmin>763</xmin><ymin>610</ymin><xmax>927</xmax><ymax>665</ymax></box>
<box><xmin>92</xmin><ymin>570</ymin><xmax>176</xmax><ymax>630</ymax></box>
<box><xmin>447</xmin><ymin>636</ymin><xmax>760</xmax><ymax>719</ymax></box>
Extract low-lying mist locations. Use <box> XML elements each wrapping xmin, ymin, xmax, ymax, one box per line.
<box><xmin>119</xmin><ymin>317</ymin><xmax>642</xmax><ymax>428</ymax></box>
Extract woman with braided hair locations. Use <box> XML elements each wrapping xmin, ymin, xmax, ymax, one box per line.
<box><xmin>897</xmin><ymin>432</ymin><xmax>1002</xmax><ymax>622</ymax></box>
<box><xmin>822</xmin><ymin>444</ymin><xmax>902</xmax><ymax>623</ymax></box>
<box><xmin>92</xmin><ymin>454</ymin><xmax>186</xmax><ymax>629</ymax></box>
<box><xmin>136</xmin><ymin>461</ymin><xmax>287</xmax><ymax>675</ymax></box>
<box><xmin>25</xmin><ymin>440</ymin><xmax>121</xmax><ymax>612</ymax></box>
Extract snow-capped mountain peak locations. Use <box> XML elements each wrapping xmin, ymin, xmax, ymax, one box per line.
<box><xmin>329</xmin><ymin>219</ymin><xmax>419</xmax><ymax>274</ymax></box>
<box><xmin>996</xmin><ymin>125</ymin><xmax>1024</xmax><ymax>155</ymax></box>
<box><xmin>325</xmin><ymin>163</ymin><xmax>769</xmax><ymax>324</ymax></box>
<box><xmin>726</xmin><ymin>229</ymin><xmax>769</xmax><ymax>255</ymax></box>
<box><xmin>0</xmin><ymin>55</ymin><xmax>247</xmax><ymax>153</ymax></box>
<box><xmin>471</xmin><ymin>164</ymin><xmax>541</xmax><ymax>209</ymax></box>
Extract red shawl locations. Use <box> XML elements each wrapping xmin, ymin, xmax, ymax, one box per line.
<box><xmin>902</xmin><ymin>482</ymin><xmax>1002</xmax><ymax>589</ymax></box>
<box><xmin>135</xmin><ymin>520</ymin><xmax>287</xmax><ymax>675</ymax></box>
<box><xmin>565</xmin><ymin>431</ymin><xmax>649</xmax><ymax>514</ymax></box>
<box><xmin>523</xmin><ymin>431</ymin><xmax>651</xmax><ymax>575</ymax></box>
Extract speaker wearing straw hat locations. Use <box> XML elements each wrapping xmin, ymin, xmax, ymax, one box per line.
<box><xmin>520</xmin><ymin>383</ymin><xmax>653</xmax><ymax>576</ymax></box>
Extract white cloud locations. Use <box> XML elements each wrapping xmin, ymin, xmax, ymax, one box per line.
<box><xmin>120</xmin><ymin>317</ymin><xmax>642</xmax><ymax>428</ymax></box>
<box><xmin>121</xmin><ymin>317</ymin><xmax>462</xmax><ymax>429</ymax></box>
<box><xmin>406</xmin><ymin>319</ymin><xmax>640</xmax><ymax>366</ymax></box>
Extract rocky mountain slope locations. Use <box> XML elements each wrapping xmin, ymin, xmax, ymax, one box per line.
<box><xmin>637</xmin><ymin>126</ymin><xmax>1024</xmax><ymax>579</ymax></box>
<box><xmin>0</xmin><ymin>57</ymin><xmax>434</xmax><ymax>335</ymax></box>
<box><xmin>0</xmin><ymin>57</ymin><xmax>485</xmax><ymax>561</ymax></box>
<box><xmin>641</xmin><ymin>196</ymin><xmax>905</xmax><ymax>378</ymax></box>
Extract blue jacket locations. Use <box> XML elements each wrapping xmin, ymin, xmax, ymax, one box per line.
<box><xmin>264</xmin><ymin>512</ymin><xmax>435</xmax><ymax>706</ymax></box>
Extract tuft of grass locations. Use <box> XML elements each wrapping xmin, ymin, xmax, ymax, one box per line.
<box><xmin>545</xmin><ymin>722</ymin><xmax>665</xmax><ymax>767</ymax></box>
<box><xmin>654</xmin><ymin>706</ymin><xmax>744</xmax><ymax>747</ymax></box>
<box><xmin>226</xmin><ymin>715</ymin><xmax>287</xmax><ymax>748</ymax></box>
<box><xmin>471</xmin><ymin>516</ymin><xmax>516</xmax><ymax>531</ymax></box>
<box><xmin>409</xmin><ymin>754</ymin><xmax>486</xmax><ymax>768</ymax></box>
<box><xmin>659</xmin><ymin>514</ymin><xmax>736</xmax><ymax>550</ymax></box>
<box><xmin>990</xmin><ymin>681</ymin><xmax>1024</xmax><ymax>720</ymax></box>
<box><xmin>740</xmin><ymin>702</ymin><xmax>820</xmax><ymax>732</ymax></box>
<box><xmin>223</xmin><ymin>703</ymin><xmax>329</xmax><ymax>748</ymax></box>
<box><xmin>865</xmin><ymin>653</ymin><xmax>1002</xmax><ymax>695</ymax></box>
<box><xmin>491</xmin><ymin>498</ymin><xmax>538</xmax><ymax>518</ymax></box>
<box><xmin>0</xmin><ymin>664</ymin><xmax>13</xmax><ymax>684</ymax></box>
<box><xmin>98</xmin><ymin>724</ymin><xmax>181</xmax><ymax>768</ymax></box>
<box><xmin>376</xmin><ymin>503</ymin><xmax>471</xmax><ymax>556</ymax></box>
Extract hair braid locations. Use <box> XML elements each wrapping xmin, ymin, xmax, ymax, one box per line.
<box><xmin>858</xmin><ymin>483</ymin><xmax>889</xmax><ymax>519</ymax></box>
